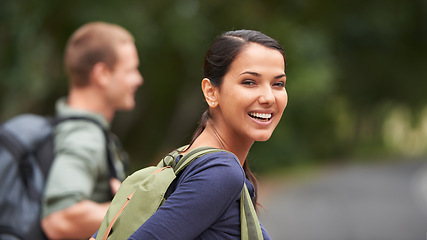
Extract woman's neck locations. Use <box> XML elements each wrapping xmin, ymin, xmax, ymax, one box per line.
<box><xmin>189</xmin><ymin>122</ymin><xmax>253</xmax><ymax>166</ymax></box>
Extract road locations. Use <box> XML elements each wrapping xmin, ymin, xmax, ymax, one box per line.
<box><xmin>259</xmin><ymin>160</ymin><xmax>427</xmax><ymax>240</ymax></box>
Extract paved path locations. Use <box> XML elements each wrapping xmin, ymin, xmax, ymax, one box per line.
<box><xmin>259</xmin><ymin>160</ymin><xmax>427</xmax><ymax>240</ymax></box>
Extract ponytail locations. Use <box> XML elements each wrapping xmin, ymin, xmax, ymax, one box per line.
<box><xmin>243</xmin><ymin>160</ymin><xmax>259</xmax><ymax>211</ymax></box>
<box><xmin>188</xmin><ymin>110</ymin><xmax>209</xmax><ymax>148</ymax></box>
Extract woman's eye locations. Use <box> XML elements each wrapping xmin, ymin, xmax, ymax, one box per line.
<box><xmin>242</xmin><ymin>80</ymin><xmax>256</xmax><ymax>85</ymax></box>
<box><xmin>273</xmin><ymin>81</ymin><xmax>286</xmax><ymax>87</ymax></box>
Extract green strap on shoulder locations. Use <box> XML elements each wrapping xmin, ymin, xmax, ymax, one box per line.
<box><xmin>241</xmin><ymin>183</ymin><xmax>264</xmax><ymax>240</ymax></box>
<box><xmin>174</xmin><ymin>146</ymin><xmax>223</xmax><ymax>173</ymax></box>
<box><xmin>157</xmin><ymin>145</ymin><xmax>223</xmax><ymax>174</ymax></box>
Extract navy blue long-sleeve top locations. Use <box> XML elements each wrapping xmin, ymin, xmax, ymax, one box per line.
<box><xmin>128</xmin><ymin>151</ymin><xmax>271</xmax><ymax>240</ymax></box>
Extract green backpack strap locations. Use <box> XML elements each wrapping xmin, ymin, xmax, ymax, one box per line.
<box><xmin>174</xmin><ymin>146</ymin><xmax>223</xmax><ymax>173</ymax></box>
<box><xmin>241</xmin><ymin>183</ymin><xmax>264</xmax><ymax>240</ymax></box>
<box><xmin>157</xmin><ymin>145</ymin><xmax>188</xmax><ymax>168</ymax></box>
<box><xmin>157</xmin><ymin>145</ymin><xmax>222</xmax><ymax>173</ymax></box>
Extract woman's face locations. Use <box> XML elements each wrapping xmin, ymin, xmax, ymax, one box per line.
<box><xmin>214</xmin><ymin>42</ymin><xmax>287</xmax><ymax>143</ymax></box>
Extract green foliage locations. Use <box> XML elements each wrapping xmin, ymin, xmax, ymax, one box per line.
<box><xmin>1</xmin><ymin>0</ymin><xmax>426</xmax><ymax>173</ymax></box>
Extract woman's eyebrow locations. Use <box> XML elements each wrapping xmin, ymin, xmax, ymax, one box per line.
<box><xmin>239</xmin><ymin>71</ymin><xmax>286</xmax><ymax>79</ymax></box>
<box><xmin>239</xmin><ymin>71</ymin><xmax>261</xmax><ymax>77</ymax></box>
<box><xmin>275</xmin><ymin>74</ymin><xmax>286</xmax><ymax>79</ymax></box>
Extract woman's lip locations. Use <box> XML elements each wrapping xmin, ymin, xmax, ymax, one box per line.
<box><xmin>250</xmin><ymin>117</ymin><xmax>273</xmax><ymax>126</ymax></box>
<box><xmin>248</xmin><ymin>113</ymin><xmax>274</xmax><ymax>125</ymax></box>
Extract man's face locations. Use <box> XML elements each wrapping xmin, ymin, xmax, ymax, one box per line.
<box><xmin>106</xmin><ymin>42</ymin><xmax>143</xmax><ymax>111</ymax></box>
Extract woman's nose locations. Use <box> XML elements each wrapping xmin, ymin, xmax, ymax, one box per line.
<box><xmin>258</xmin><ymin>87</ymin><xmax>275</xmax><ymax>105</ymax></box>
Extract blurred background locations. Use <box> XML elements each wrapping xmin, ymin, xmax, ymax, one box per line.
<box><xmin>1</xmin><ymin>0</ymin><xmax>426</xmax><ymax>239</ymax></box>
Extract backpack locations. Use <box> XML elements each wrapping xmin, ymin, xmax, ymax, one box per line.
<box><xmin>96</xmin><ymin>146</ymin><xmax>263</xmax><ymax>240</ymax></box>
<box><xmin>0</xmin><ymin>114</ymin><xmax>117</xmax><ymax>240</ymax></box>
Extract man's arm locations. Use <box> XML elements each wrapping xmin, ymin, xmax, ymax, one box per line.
<box><xmin>42</xmin><ymin>178</ymin><xmax>120</xmax><ymax>240</ymax></box>
<box><xmin>42</xmin><ymin>200</ymin><xmax>110</xmax><ymax>240</ymax></box>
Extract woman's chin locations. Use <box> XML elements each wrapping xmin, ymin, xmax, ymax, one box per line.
<box><xmin>253</xmin><ymin>133</ymin><xmax>273</xmax><ymax>142</ymax></box>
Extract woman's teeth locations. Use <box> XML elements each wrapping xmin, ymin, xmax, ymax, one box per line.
<box><xmin>249</xmin><ymin>112</ymin><xmax>272</xmax><ymax>120</ymax></box>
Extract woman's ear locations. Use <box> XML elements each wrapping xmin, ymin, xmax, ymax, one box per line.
<box><xmin>201</xmin><ymin>78</ymin><xmax>218</xmax><ymax>107</ymax></box>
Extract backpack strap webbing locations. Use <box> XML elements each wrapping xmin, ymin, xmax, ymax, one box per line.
<box><xmin>0</xmin><ymin>128</ymin><xmax>41</xmax><ymax>200</ymax></box>
<box><xmin>0</xmin><ymin>128</ymin><xmax>27</xmax><ymax>161</ymax></box>
<box><xmin>173</xmin><ymin>147</ymin><xmax>223</xmax><ymax>174</ymax></box>
<box><xmin>241</xmin><ymin>183</ymin><xmax>264</xmax><ymax>240</ymax></box>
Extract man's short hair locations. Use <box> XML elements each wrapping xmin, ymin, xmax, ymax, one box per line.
<box><xmin>64</xmin><ymin>22</ymin><xmax>134</xmax><ymax>87</ymax></box>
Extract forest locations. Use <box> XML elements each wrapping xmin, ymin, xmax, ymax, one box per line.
<box><xmin>1</xmin><ymin>0</ymin><xmax>426</xmax><ymax>173</ymax></box>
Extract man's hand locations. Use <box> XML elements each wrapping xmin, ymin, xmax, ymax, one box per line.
<box><xmin>110</xmin><ymin>178</ymin><xmax>121</xmax><ymax>195</ymax></box>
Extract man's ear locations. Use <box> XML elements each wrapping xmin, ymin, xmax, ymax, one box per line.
<box><xmin>201</xmin><ymin>78</ymin><xmax>218</xmax><ymax>107</ymax></box>
<box><xmin>90</xmin><ymin>62</ymin><xmax>111</xmax><ymax>88</ymax></box>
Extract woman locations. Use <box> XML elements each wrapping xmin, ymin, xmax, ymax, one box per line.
<box><xmin>130</xmin><ymin>29</ymin><xmax>287</xmax><ymax>239</ymax></box>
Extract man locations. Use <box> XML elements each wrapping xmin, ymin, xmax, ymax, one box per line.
<box><xmin>41</xmin><ymin>22</ymin><xmax>143</xmax><ymax>239</ymax></box>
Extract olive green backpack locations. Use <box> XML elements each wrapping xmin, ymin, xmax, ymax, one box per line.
<box><xmin>96</xmin><ymin>146</ymin><xmax>263</xmax><ymax>240</ymax></box>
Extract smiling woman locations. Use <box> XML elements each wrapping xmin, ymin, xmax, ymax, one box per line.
<box><xmin>125</xmin><ymin>30</ymin><xmax>287</xmax><ymax>240</ymax></box>
<box><xmin>210</xmin><ymin>42</ymin><xmax>287</xmax><ymax>144</ymax></box>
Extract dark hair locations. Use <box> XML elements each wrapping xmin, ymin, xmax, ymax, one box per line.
<box><xmin>191</xmin><ymin>30</ymin><xmax>286</xmax><ymax>209</ymax></box>
<box><xmin>204</xmin><ymin>29</ymin><xmax>286</xmax><ymax>87</ymax></box>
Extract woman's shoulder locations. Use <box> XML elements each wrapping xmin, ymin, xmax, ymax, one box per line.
<box><xmin>192</xmin><ymin>150</ymin><xmax>242</xmax><ymax>171</ymax></box>
<box><xmin>180</xmin><ymin>150</ymin><xmax>245</xmax><ymax>189</ymax></box>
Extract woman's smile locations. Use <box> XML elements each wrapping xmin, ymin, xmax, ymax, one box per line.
<box><xmin>212</xmin><ymin>42</ymin><xmax>288</xmax><ymax>143</ymax></box>
<box><xmin>248</xmin><ymin>112</ymin><xmax>273</xmax><ymax>122</ymax></box>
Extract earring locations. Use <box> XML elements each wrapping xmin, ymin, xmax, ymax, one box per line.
<box><xmin>211</xmin><ymin>101</ymin><xmax>215</xmax><ymax>106</ymax></box>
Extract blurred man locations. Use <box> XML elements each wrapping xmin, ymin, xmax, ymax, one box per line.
<box><xmin>41</xmin><ymin>22</ymin><xmax>143</xmax><ymax>239</ymax></box>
